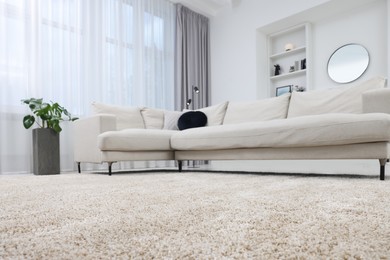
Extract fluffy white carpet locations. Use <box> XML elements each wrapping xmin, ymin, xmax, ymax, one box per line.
<box><xmin>0</xmin><ymin>172</ymin><xmax>389</xmax><ymax>259</ymax></box>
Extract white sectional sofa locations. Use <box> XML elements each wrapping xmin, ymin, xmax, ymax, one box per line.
<box><xmin>73</xmin><ymin>76</ymin><xmax>390</xmax><ymax>180</ymax></box>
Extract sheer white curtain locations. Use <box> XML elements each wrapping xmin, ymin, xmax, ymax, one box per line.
<box><xmin>0</xmin><ymin>0</ymin><xmax>175</xmax><ymax>174</ymax></box>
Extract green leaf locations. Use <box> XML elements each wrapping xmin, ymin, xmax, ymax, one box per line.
<box><xmin>22</xmin><ymin>115</ymin><xmax>35</xmax><ymax>129</ymax></box>
<box><xmin>63</xmin><ymin>109</ymin><xmax>70</xmax><ymax>116</ymax></box>
<box><xmin>52</xmin><ymin>122</ymin><xmax>62</xmax><ymax>133</ymax></box>
<box><xmin>36</xmin><ymin>104</ymin><xmax>50</xmax><ymax>117</ymax></box>
<box><xmin>40</xmin><ymin>114</ymin><xmax>51</xmax><ymax>121</ymax></box>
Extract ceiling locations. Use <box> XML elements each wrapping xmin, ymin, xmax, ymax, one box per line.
<box><xmin>170</xmin><ymin>0</ymin><xmax>234</xmax><ymax>17</ymax></box>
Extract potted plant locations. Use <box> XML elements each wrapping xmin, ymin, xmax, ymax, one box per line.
<box><xmin>21</xmin><ymin>98</ymin><xmax>78</xmax><ymax>175</ymax></box>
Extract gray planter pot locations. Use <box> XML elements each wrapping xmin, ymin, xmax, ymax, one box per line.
<box><xmin>32</xmin><ymin>128</ymin><xmax>60</xmax><ymax>175</ymax></box>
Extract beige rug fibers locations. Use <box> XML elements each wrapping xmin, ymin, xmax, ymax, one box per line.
<box><xmin>0</xmin><ymin>172</ymin><xmax>389</xmax><ymax>259</ymax></box>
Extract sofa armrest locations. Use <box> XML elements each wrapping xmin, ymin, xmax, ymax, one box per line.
<box><xmin>73</xmin><ymin>114</ymin><xmax>117</xmax><ymax>163</ymax></box>
<box><xmin>362</xmin><ymin>88</ymin><xmax>390</xmax><ymax>114</ymax></box>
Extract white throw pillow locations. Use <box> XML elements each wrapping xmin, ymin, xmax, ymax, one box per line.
<box><xmin>163</xmin><ymin>110</ymin><xmax>183</xmax><ymax>131</ymax></box>
<box><xmin>141</xmin><ymin>108</ymin><xmax>164</xmax><ymax>129</ymax></box>
<box><xmin>223</xmin><ymin>94</ymin><xmax>291</xmax><ymax>124</ymax></box>
<box><xmin>185</xmin><ymin>102</ymin><xmax>228</xmax><ymax>126</ymax></box>
<box><xmin>91</xmin><ymin>102</ymin><xmax>145</xmax><ymax>130</ymax></box>
<box><xmin>287</xmin><ymin>76</ymin><xmax>386</xmax><ymax>118</ymax></box>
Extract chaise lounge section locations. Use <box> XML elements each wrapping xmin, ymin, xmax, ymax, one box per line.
<box><xmin>73</xmin><ymin>76</ymin><xmax>390</xmax><ymax>179</ymax></box>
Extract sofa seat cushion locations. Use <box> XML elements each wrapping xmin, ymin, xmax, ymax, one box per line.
<box><xmin>171</xmin><ymin>113</ymin><xmax>390</xmax><ymax>150</ymax></box>
<box><xmin>98</xmin><ymin>129</ymin><xmax>176</xmax><ymax>151</ymax></box>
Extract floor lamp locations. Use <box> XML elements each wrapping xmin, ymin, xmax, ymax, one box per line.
<box><xmin>186</xmin><ymin>85</ymin><xmax>201</xmax><ymax>168</ymax></box>
<box><xmin>186</xmin><ymin>99</ymin><xmax>192</xmax><ymax>109</ymax></box>
<box><xmin>185</xmin><ymin>86</ymin><xmax>200</xmax><ymax>110</ymax></box>
<box><xmin>193</xmin><ymin>86</ymin><xmax>200</xmax><ymax>110</ymax></box>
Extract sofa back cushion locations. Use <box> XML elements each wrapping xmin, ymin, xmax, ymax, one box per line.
<box><xmin>141</xmin><ymin>108</ymin><xmax>164</xmax><ymax>129</ymax></box>
<box><xmin>185</xmin><ymin>102</ymin><xmax>229</xmax><ymax>126</ymax></box>
<box><xmin>287</xmin><ymin>76</ymin><xmax>386</xmax><ymax>118</ymax></box>
<box><xmin>91</xmin><ymin>102</ymin><xmax>145</xmax><ymax>130</ymax></box>
<box><xmin>200</xmin><ymin>102</ymin><xmax>229</xmax><ymax>126</ymax></box>
<box><xmin>163</xmin><ymin>110</ymin><xmax>183</xmax><ymax>130</ymax></box>
<box><xmin>223</xmin><ymin>94</ymin><xmax>291</xmax><ymax>124</ymax></box>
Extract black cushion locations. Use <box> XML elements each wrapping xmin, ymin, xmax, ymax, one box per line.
<box><xmin>178</xmin><ymin>111</ymin><xmax>207</xmax><ymax>130</ymax></box>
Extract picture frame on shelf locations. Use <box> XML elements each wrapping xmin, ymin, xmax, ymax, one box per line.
<box><xmin>276</xmin><ymin>85</ymin><xmax>292</xmax><ymax>96</ymax></box>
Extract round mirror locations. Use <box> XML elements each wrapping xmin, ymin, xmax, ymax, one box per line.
<box><xmin>327</xmin><ymin>44</ymin><xmax>369</xmax><ymax>84</ymax></box>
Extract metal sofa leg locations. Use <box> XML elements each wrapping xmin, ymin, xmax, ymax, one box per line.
<box><xmin>77</xmin><ymin>162</ymin><xmax>81</xmax><ymax>173</ymax></box>
<box><xmin>108</xmin><ymin>162</ymin><xmax>113</xmax><ymax>176</ymax></box>
<box><xmin>379</xmin><ymin>159</ymin><xmax>386</xmax><ymax>180</ymax></box>
<box><xmin>178</xmin><ymin>161</ymin><xmax>182</xmax><ymax>172</ymax></box>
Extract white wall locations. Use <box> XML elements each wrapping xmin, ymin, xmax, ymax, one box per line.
<box><xmin>209</xmin><ymin>0</ymin><xmax>331</xmax><ymax>104</ymax></box>
<box><xmin>312</xmin><ymin>0</ymin><xmax>387</xmax><ymax>89</ymax></box>
<box><xmin>210</xmin><ymin>0</ymin><xmax>389</xmax><ymax>103</ymax></box>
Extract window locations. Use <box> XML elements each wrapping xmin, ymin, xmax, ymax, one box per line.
<box><xmin>0</xmin><ymin>0</ymin><xmax>176</xmax><ymax>174</ymax></box>
<box><xmin>0</xmin><ymin>1</ymin><xmax>27</xmax><ymax>107</ymax></box>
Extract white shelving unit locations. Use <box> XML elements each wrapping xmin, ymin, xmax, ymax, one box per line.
<box><xmin>270</xmin><ymin>69</ymin><xmax>306</xmax><ymax>80</ymax></box>
<box><xmin>266</xmin><ymin>23</ymin><xmax>311</xmax><ymax>97</ymax></box>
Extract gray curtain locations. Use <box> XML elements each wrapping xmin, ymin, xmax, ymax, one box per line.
<box><xmin>175</xmin><ymin>4</ymin><xmax>210</xmax><ymax>110</ymax></box>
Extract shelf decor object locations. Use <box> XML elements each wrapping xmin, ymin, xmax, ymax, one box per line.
<box><xmin>284</xmin><ymin>43</ymin><xmax>294</xmax><ymax>51</ymax></box>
